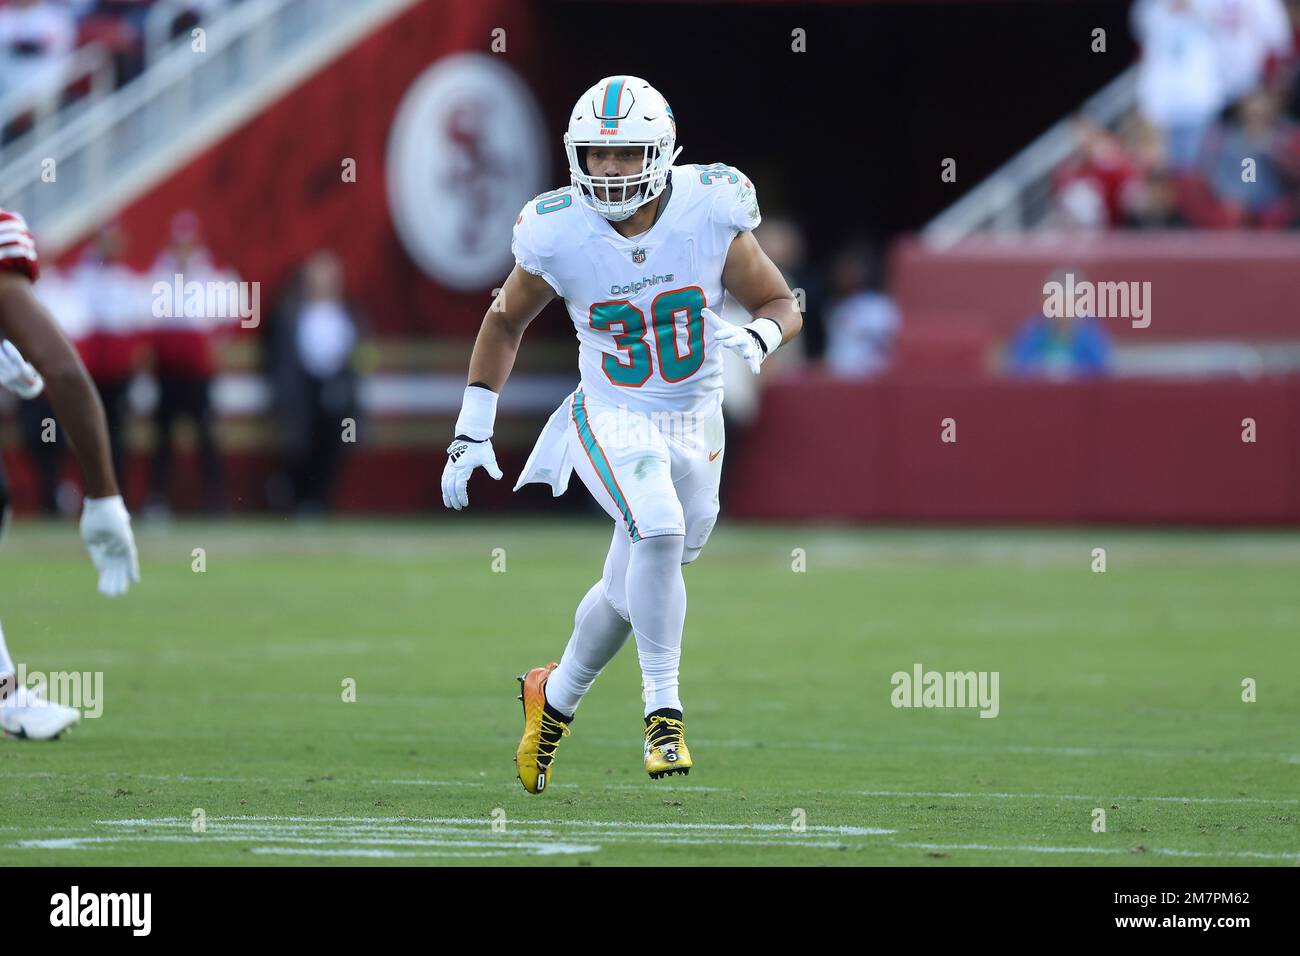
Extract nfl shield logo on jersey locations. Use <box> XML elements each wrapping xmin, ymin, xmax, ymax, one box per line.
<box><xmin>632</xmin><ymin>246</ymin><xmax>646</xmax><ymax>264</ymax></box>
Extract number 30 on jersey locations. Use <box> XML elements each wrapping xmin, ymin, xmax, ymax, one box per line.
<box><xmin>590</xmin><ymin>285</ymin><xmax>706</xmax><ymax>386</ymax></box>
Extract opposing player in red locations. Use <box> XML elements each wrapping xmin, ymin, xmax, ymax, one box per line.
<box><xmin>0</xmin><ymin>210</ymin><xmax>140</xmax><ymax>740</ymax></box>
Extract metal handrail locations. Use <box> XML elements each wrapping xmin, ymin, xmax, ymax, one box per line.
<box><xmin>921</xmin><ymin>65</ymin><xmax>1139</xmax><ymax>247</ymax></box>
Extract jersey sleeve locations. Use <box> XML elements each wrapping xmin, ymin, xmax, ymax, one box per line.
<box><xmin>0</xmin><ymin>210</ymin><xmax>39</xmax><ymax>282</ymax></box>
<box><xmin>511</xmin><ymin>193</ymin><xmax>567</xmax><ymax>297</ymax></box>
<box><xmin>707</xmin><ymin>166</ymin><xmax>761</xmax><ymax>236</ymax></box>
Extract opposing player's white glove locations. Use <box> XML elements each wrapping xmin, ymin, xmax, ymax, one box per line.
<box><xmin>441</xmin><ymin>384</ymin><xmax>503</xmax><ymax>511</ymax></box>
<box><xmin>703</xmin><ymin>308</ymin><xmax>782</xmax><ymax>375</ymax></box>
<box><xmin>441</xmin><ymin>437</ymin><xmax>503</xmax><ymax>510</ymax></box>
<box><xmin>0</xmin><ymin>339</ymin><xmax>44</xmax><ymax>399</ymax></box>
<box><xmin>79</xmin><ymin>495</ymin><xmax>140</xmax><ymax>597</ymax></box>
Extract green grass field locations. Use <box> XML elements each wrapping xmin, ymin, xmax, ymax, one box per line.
<box><xmin>0</xmin><ymin>518</ymin><xmax>1297</xmax><ymax>866</ymax></box>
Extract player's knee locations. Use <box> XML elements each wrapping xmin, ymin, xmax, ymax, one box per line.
<box><xmin>632</xmin><ymin>531</ymin><xmax>686</xmax><ymax>564</ymax></box>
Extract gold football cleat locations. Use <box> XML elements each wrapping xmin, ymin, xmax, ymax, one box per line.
<box><xmin>514</xmin><ymin>662</ymin><xmax>570</xmax><ymax>794</ymax></box>
<box><xmin>644</xmin><ymin>713</ymin><xmax>692</xmax><ymax>779</ymax></box>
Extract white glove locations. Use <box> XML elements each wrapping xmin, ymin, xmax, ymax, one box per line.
<box><xmin>441</xmin><ymin>437</ymin><xmax>503</xmax><ymax>510</ymax></box>
<box><xmin>79</xmin><ymin>495</ymin><xmax>140</xmax><ymax>597</ymax></box>
<box><xmin>0</xmin><ymin>339</ymin><xmax>44</xmax><ymax>399</ymax></box>
<box><xmin>703</xmin><ymin>308</ymin><xmax>782</xmax><ymax>375</ymax></box>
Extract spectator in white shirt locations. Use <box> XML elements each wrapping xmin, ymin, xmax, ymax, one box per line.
<box><xmin>824</xmin><ymin>244</ymin><xmax>901</xmax><ymax>380</ymax></box>
<box><xmin>1199</xmin><ymin>0</ymin><xmax>1292</xmax><ymax>103</ymax></box>
<box><xmin>1132</xmin><ymin>0</ymin><xmax>1227</xmax><ymax>168</ymax></box>
<box><xmin>0</xmin><ymin>0</ymin><xmax>75</xmax><ymax>109</ymax></box>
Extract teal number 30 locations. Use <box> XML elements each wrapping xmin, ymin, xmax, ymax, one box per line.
<box><xmin>589</xmin><ymin>286</ymin><xmax>707</xmax><ymax>387</ymax></box>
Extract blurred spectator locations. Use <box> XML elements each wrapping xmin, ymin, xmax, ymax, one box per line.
<box><xmin>1052</xmin><ymin>116</ymin><xmax>1143</xmax><ymax>229</ymax></box>
<box><xmin>1200</xmin><ymin>0</ymin><xmax>1292</xmax><ymax>104</ymax></box>
<box><xmin>1125</xmin><ymin>167</ymin><xmax>1193</xmax><ymax>227</ymax></box>
<box><xmin>1198</xmin><ymin>88</ymin><xmax>1300</xmax><ymax>225</ymax></box>
<box><xmin>1132</xmin><ymin>0</ymin><xmax>1226</xmax><ymax>169</ymax></box>
<box><xmin>143</xmin><ymin>209</ymin><xmax>232</xmax><ymax>515</ymax></box>
<box><xmin>753</xmin><ymin>218</ymin><xmax>823</xmax><ymax>365</ymax></box>
<box><xmin>268</xmin><ymin>251</ymin><xmax>363</xmax><ymax>514</ymax></box>
<box><xmin>1007</xmin><ymin>271</ymin><xmax>1113</xmax><ymax>380</ymax></box>
<box><xmin>162</xmin><ymin>0</ymin><xmax>228</xmax><ymax>40</ymax></box>
<box><xmin>72</xmin><ymin>222</ymin><xmax>151</xmax><ymax>489</ymax></box>
<box><xmin>0</xmin><ymin>0</ymin><xmax>76</xmax><ymax>108</ymax></box>
<box><xmin>823</xmin><ymin>243</ymin><xmax>900</xmax><ymax>379</ymax></box>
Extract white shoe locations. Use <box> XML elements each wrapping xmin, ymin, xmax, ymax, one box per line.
<box><xmin>0</xmin><ymin>686</ymin><xmax>81</xmax><ymax>740</ymax></box>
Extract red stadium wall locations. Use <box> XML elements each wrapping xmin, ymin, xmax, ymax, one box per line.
<box><xmin>715</xmin><ymin>232</ymin><xmax>1300</xmax><ymax>525</ymax></box>
<box><xmin>724</xmin><ymin>377</ymin><xmax>1300</xmax><ymax>524</ymax></box>
<box><xmin>888</xmin><ymin>233</ymin><xmax>1300</xmax><ymax>346</ymax></box>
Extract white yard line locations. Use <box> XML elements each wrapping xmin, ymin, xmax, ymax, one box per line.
<box><xmin>12</xmin><ymin>815</ymin><xmax>1294</xmax><ymax>862</ymax></box>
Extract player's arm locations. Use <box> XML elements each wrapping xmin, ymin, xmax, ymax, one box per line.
<box><xmin>0</xmin><ymin>272</ymin><xmax>117</xmax><ymax>497</ymax></box>
<box><xmin>0</xmin><ymin>271</ymin><xmax>139</xmax><ymax>596</ymax></box>
<box><xmin>721</xmin><ymin>230</ymin><xmax>802</xmax><ymax>347</ymax></box>
<box><xmin>706</xmin><ymin>231</ymin><xmax>801</xmax><ymax>374</ymax></box>
<box><xmin>464</xmin><ymin>263</ymin><xmax>557</xmax><ymax>395</ymax></box>
<box><xmin>441</xmin><ymin>264</ymin><xmax>556</xmax><ymax>511</ymax></box>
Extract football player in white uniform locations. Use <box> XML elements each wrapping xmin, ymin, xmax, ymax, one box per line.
<box><xmin>0</xmin><ymin>210</ymin><xmax>140</xmax><ymax>741</ymax></box>
<box><xmin>441</xmin><ymin>77</ymin><xmax>800</xmax><ymax>793</ymax></box>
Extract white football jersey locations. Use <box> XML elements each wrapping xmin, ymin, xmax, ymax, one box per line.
<box><xmin>512</xmin><ymin>163</ymin><xmax>761</xmax><ymax>417</ymax></box>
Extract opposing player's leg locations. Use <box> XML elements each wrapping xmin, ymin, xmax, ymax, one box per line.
<box><xmin>0</xmin><ymin>619</ymin><xmax>80</xmax><ymax>741</ymax></box>
<box><xmin>0</xmin><ymin>465</ymin><xmax>81</xmax><ymax>741</ymax></box>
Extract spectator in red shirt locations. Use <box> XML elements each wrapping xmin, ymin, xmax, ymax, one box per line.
<box><xmin>1052</xmin><ymin>116</ymin><xmax>1143</xmax><ymax>229</ymax></box>
<box><xmin>144</xmin><ymin>210</ymin><xmax>232</xmax><ymax>514</ymax></box>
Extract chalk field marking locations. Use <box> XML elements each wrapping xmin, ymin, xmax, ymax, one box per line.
<box><xmin>9</xmin><ymin>815</ymin><xmax>896</xmax><ymax>858</ymax></box>
<box><xmin>92</xmin><ymin>815</ymin><xmax>892</xmax><ymax>835</ymax></box>
<box><xmin>18</xmin><ymin>816</ymin><xmax>1292</xmax><ymax>862</ymax></box>
<box><xmin>857</xmin><ymin>790</ymin><xmax>1300</xmax><ymax>806</ymax></box>
<box><xmin>372</xmin><ymin>778</ymin><xmax>731</xmax><ymax>793</ymax></box>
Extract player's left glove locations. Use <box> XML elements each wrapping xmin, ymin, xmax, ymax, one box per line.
<box><xmin>703</xmin><ymin>308</ymin><xmax>782</xmax><ymax>375</ymax></box>
<box><xmin>0</xmin><ymin>339</ymin><xmax>44</xmax><ymax>399</ymax></box>
<box><xmin>79</xmin><ymin>495</ymin><xmax>140</xmax><ymax>598</ymax></box>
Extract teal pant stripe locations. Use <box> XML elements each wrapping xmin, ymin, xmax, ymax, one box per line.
<box><xmin>572</xmin><ymin>391</ymin><xmax>640</xmax><ymax>542</ymax></box>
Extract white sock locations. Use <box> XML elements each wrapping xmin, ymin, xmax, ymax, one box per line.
<box><xmin>0</xmin><ymin>619</ymin><xmax>13</xmax><ymax>679</ymax></box>
<box><xmin>0</xmin><ymin>619</ymin><xmax>15</xmax><ymax>704</ymax></box>
<box><xmin>626</xmin><ymin>534</ymin><xmax>687</xmax><ymax>717</ymax></box>
<box><xmin>546</xmin><ymin>581</ymin><xmax>632</xmax><ymax>717</ymax></box>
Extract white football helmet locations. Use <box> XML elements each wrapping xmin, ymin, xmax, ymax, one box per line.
<box><xmin>563</xmin><ymin>76</ymin><xmax>682</xmax><ymax>222</ymax></box>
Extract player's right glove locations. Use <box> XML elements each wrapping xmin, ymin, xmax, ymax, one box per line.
<box><xmin>79</xmin><ymin>495</ymin><xmax>140</xmax><ymax>597</ymax></box>
<box><xmin>0</xmin><ymin>339</ymin><xmax>44</xmax><ymax>399</ymax></box>
<box><xmin>441</xmin><ymin>384</ymin><xmax>503</xmax><ymax>511</ymax></box>
<box><xmin>441</xmin><ymin>436</ymin><xmax>503</xmax><ymax>510</ymax></box>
